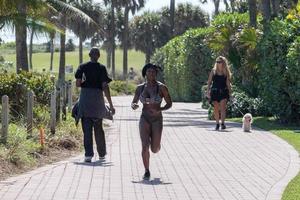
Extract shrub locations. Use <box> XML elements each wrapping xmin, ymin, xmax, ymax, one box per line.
<box><xmin>209</xmin><ymin>13</ymin><xmax>261</xmax><ymax>97</ymax></box>
<box><xmin>201</xmin><ymin>85</ymin><xmax>210</xmax><ymax>109</ymax></box>
<box><xmin>109</xmin><ymin>80</ymin><xmax>136</xmax><ymax>95</ymax></box>
<box><xmin>66</xmin><ymin>39</ymin><xmax>75</xmax><ymax>52</ymax></box>
<box><xmin>0</xmin><ymin>72</ymin><xmax>55</xmax><ymax>118</ymax></box>
<box><xmin>227</xmin><ymin>90</ymin><xmax>269</xmax><ymax>118</ymax></box>
<box><xmin>152</xmin><ymin>28</ymin><xmax>214</xmax><ymax>102</ymax></box>
<box><xmin>257</xmin><ymin>19</ymin><xmax>300</xmax><ymax>122</ymax></box>
<box><xmin>4</xmin><ymin>124</ymin><xmax>40</xmax><ymax>167</ymax></box>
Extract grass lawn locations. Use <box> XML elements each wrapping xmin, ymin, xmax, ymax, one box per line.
<box><xmin>228</xmin><ymin>117</ymin><xmax>300</xmax><ymax>200</ymax></box>
<box><xmin>2</xmin><ymin>49</ymin><xmax>146</xmax><ymax>74</ymax></box>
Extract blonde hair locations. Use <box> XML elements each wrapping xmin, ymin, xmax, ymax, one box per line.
<box><xmin>213</xmin><ymin>56</ymin><xmax>232</xmax><ymax>80</ymax></box>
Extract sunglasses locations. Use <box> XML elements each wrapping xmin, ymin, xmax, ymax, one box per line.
<box><xmin>216</xmin><ymin>60</ymin><xmax>223</xmax><ymax>64</ymax></box>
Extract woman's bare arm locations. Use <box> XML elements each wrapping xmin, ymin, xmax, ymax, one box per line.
<box><xmin>160</xmin><ymin>85</ymin><xmax>172</xmax><ymax>111</ymax></box>
<box><xmin>206</xmin><ymin>71</ymin><xmax>213</xmax><ymax>97</ymax></box>
<box><xmin>207</xmin><ymin>71</ymin><xmax>213</xmax><ymax>90</ymax></box>
<box><xmin>226</xmin><ymin>76</ymin><xmax>232</xmax><ymax>96</ymax></box>
<box><xmin>131</xmin><ymin>86</ymin><xmax>141</xmax><ymax>110</ymax></box>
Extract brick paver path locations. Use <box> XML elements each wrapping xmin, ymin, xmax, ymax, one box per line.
<box><xmin>0</xmin><ymin>96</ymin><xmax>299</xmax><ymax>200</ymax></box>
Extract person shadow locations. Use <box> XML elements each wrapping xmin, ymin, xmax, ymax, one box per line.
<box><xmin>73</xmin><ymin>159</ymin><xmax>113</xmax><ymax>167</ymax></box>
<box><xmin>132</xmin><ymin>178</ymin><xmax>172</xmax><ymax>185</ymax></box>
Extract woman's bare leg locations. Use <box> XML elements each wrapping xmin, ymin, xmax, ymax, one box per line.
<box><xmin>139</xmin><ymin>116</ymin><xmax>151</xmax><ymax>170</ymax></box>
<box><xmin>220</xmin><ymin>99</ymin><xmax>227</xmax><ymax>124</ymax></box>
<box><xmin>213</xmin><ymin>101</ymin><xmax>220</xmax><ymax>124</ymax></box>
<box><xmin>150</xmin><ymin>119</ymin><xmax>163</xmax><ymax>153</ymax></box>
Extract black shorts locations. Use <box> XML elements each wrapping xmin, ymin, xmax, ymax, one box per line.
<box><xmin>210</xmin><ymin>88</ymin><xmax>229</xmax><ymax>104</ymax></box>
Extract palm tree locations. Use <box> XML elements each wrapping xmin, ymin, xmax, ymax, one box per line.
<box><xmin>158</xmin><ymin>3</ymin><xmax>209</xmax><ymax>44</ymax></box>
<box><xmin>130</xmin><ymin>12</ymin><xmax>161</xmax><ymax>63</ymax></box>
<box><xmin>271</xmin><ymin>0</ymin><xmax>279</xmax><ymax>17</ymax></box>
<box><xmin>48</xmin><ymin>30</ymin><xmax>56</xmax><ymax>72</ymax></box>
<box><xmin>261</xmin><ymin>0</ymin><xmax>271</xmax><ymax>24</ymax></box>
<box><xmin>68</xmin><ymin>0</ymin><xmax>103</xmax><ymax>65</ymax></box>
<box><xmin>0</xmin><ymin>0</ymin><xmax>96</xmax><ymax>75</ymax></box>
<box><xmin>212</xmin><ymin>0</ymin><xmax>221</xmax><ymax>15</ymax></box>
<box><xmin>120</xmin><ymin>0</ymin><xmax>145</xmax><ymax>79</ymax></box>
<box><xmin>47</xmin><ymin>0</ymin><xmax>98</xmax><ymax>86</ymax></box>
<box><xmin>15</xmin><ymin>1</ymin><xmax>29</xmax><ymax>72</ymax></box>
<box><xmin>170</xmin><ymin>0</ymin><xmax>175</xmax><ymax>36</ymax></box>
<box><xmin>248</xmin><ymin>0</ymin><xmax>257</xmax><ymax>28</ymax></box>
<box><xmin>104</xmin><ymin>0</ymin><xmax>117</xmax><ymax>79</ymax></box>
<box><xmin>28</xmin><ymin>14</ymin><xmax>57</xmax><ymax>70</ymax></box>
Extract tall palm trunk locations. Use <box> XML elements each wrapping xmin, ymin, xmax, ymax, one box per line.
<box><xmin>58</xmin><ymin>14</ymin><xmax>66</xmax><ymax>87</ymax></box>
<box><xmin>261</xmin><ymin>0</ymin><xmax>271</xmax><ymax>24</ymax></box>
<box><xmin>79</xmin><ymin>35</ymin><xmax>83</xmax><ymax>64</ymax></box>
<box><xmin>229</xmin><ymin>0</ymin><xmax>235</xmax><ymax>12</ymax></box>
<box><xmin>213</xmin><ymin>0</ymin><xmax>220</xmax><ymax>15</ymax></box>
<box><xmin>271</xmin><ymin>0</ymin><xmax>279</xmax><ymax>17</ymax></box>
<box><xmin>111</xmin><ymin>1</ymin><xmax>116</xmax><ymax>79</ymax></box>
<box><xmin>49</xmin><ymin>32</ymin><xmax>55</xmax><ymax>72</ymax></box>
<box><xmin>16</xmin><ymin>1</ymin><xmax>29</xmax><ymax>73</ymax></box>
<box><xmin>123</xmin><ymin>6</ymin><xmax>130</xmax><ymax>80</ymax></box>
<box><xmin>145</xmin><ymin>50</ymin><xmax>151</xmax><ymax>64</ymax></box>
<box><xmin>249</xmin><ymin>0</ymin><xmax>257</xmax><ymax>28</ymax></box>
<box><xmin>223</xmin><ymin>0</ymin><xmax>230</xmax><ymax>12</ymax></box>
<box><xmin>29</xmin><ymin>28</ymin><xmax>35</xmax><ymax>70</ymax></box>
<box><xmin>170</xmin><ymin>0</ymin><xmax>175</xmax><ymax>37</ymax></box>
<box><xmin>107</xmin><ymin>47</ymin><xmax>111</xmax><ymax>70</ymax></box>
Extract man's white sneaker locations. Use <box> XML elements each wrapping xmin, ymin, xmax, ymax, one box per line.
<box><xmin>99</xmin><ymin>156</ymin><xmax>105</xmax><ymax>160</ymax></box>
<box><xmin>84</xmin><ymin>156</ymin><xmax>93</xmax><ymax>162</ymax></box>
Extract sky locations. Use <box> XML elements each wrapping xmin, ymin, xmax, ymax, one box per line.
<box><xmin>135</xmin><ymin>0</ymin><xmax>216</xmax><ymax>14</ymax></box>
<box><xmin>0</xmin><ymin>0</ymin><xmax>223</xmax><ymax>44</ymax></box>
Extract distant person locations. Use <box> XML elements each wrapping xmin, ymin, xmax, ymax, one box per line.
<box><xmin>206</xmin><ymin>56</ymin><xmax>232</xmax><ymax>130</ymax></box>
<box><xmin>75</xmin><ymin>47</ymin><xmax>115</xmax><ymax>162</ymax></box>
<box><xmin>128</xmin><ymin>67</ymin><xmax>136</xmax><ymax>80</ymax></box>
<box><xmin>131</xmin><ymin>63</ymin><xmax>172</xmax><ymax>180</ymax></box>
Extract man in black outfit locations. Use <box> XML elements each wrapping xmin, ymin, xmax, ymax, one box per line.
<box><xmin>75</xmin><ymin>47</ymin><xmax>115</xmax><ymax>162</ymax></box>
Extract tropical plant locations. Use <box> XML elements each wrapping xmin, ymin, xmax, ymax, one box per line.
<box><xmin>159</xmin><ymin>3</ymin><xmax>209</xmax><ymax>44</ymax></box>
<box><xmin>119</xmin><ymin>0</ymin><xmax>145</xmax><ymax>79</ymax></box>
<box><xmin>68</xmin><ymin>0</ymin><xmax>104</xmax><ymax>65</ymax></box>
<box><xmin>130</xmin><ymin>11</ymin><xmax>161</xmax><ymax>63</ymax></box>
<box><xmin>248</xmin><ymin>0</ymin><xmax>257</xmax><ymax>27</ymax></box>
<box><xmin>257</xmin><ymin>17</ymin><xmax>300</xmax><ymax>122</ymax></box>
<box><xmin>208</xmin><ymin>13</ymin><xmax>250</xmax><ymax>83</ymax></box>
<box><xmin>65</xmin><ymin>39</ymin><xmax>75</xmax><ymax>52</ymax></box>
<box><xmin>27</xmin><ymin>9</ymin><xmax>58</xmax><ymax>70</ymax></box>
<box><xmin>103</xmin><ymin>0</ymin><xmax>117</xmax><ymax>79</ymax></box>
<box><xmin>0</xmin><ymin>0</ymin><xmax>97</xmax><ymax>83</ymax></box>
<box><xmin>152</xmin><ymin>28</ymin><xmax>214</xmax><ymax>102</ymax></box>
<box><xmin>170</xmin><ymin>0</ymin><xmax>175</xmax><ymax>36</ymax></box>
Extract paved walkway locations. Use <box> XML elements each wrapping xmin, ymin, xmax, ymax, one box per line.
<box><xmin>0</xmin><ymin>96</ymin><xmax>299</xmax><ymax>200</ymax></box>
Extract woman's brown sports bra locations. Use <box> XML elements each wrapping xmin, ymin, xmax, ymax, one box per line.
<box><xmin>139</xmin><ymin>82</ymin><xmax>162</xmax><ymax>104</ymax></box>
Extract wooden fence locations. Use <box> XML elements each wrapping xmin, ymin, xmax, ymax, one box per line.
<box><xmin>0</xmin><ymin>80</ymin><xmax>73</xmax><ymax>144</ymax></box>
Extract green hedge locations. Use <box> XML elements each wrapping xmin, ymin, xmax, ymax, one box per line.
<box><xmin>257</xmin><ymin>19</ymin><xmax>300</xmax><ymax>123</ymax></box>
<box><xmin>0</xmin><ymin>72</ymin><xmax>54</xmax><ymax>118</ymax></box>
<box><xmin>109</xmin><ymin>80</ymin><xmax>136</xmax><ymax>96</ymax></box>
<box><xmin>152</xmin><ymin>28</ymin><xmax>214</xmax><ymax>102</ymax></box>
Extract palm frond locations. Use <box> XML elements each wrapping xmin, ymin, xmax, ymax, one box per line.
<box><xmin>45</xmin><ymin>0</ymin><xmax>98</xmax><ymax>27</ymax></box>
<box><xmin>238</xmin><ymin>27</ymin><xmax>258</xmax><ymax>50</ymax></box>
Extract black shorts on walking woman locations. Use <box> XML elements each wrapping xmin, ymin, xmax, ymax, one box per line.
<box><xmin>209</xmin><ymin>74</ymin><xmax>229</xmax><ymax>105</ymax></box>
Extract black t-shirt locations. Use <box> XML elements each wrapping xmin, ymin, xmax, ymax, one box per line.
<box><xmin>75</xmin><ymin>61</ymin><xmax>112</xmax><ymax>89</ymax></box>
